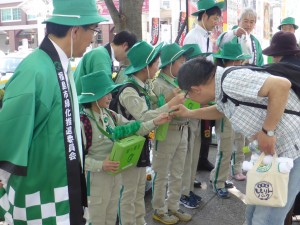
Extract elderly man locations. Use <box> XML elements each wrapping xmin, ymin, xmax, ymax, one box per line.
<box><xmin>0</xmin><ymin>0</ymin><xmax>106</xmax><ymax>224</ymax></box>
<box><xmin>218</xmin><ymin>8</ymin><xmax>264</xmax><ymax>66</ymax></box>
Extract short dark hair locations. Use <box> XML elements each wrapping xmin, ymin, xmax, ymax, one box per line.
<box><xmin>198</xmin><ymin>6</ymin><xmax>222</xmax><ymax>21</ymax></box>
<box><xmin>46</xmin><ymin>23</ymin><xmax>95</xmax><ymax>38</ymax></box>
<box><xmin>148</xmin><ymin>53</ymin><xmax>160</xmax><ymax>67</ymax></box>
<box><xmin>46</xmin><ymin>23</ymin><xmax>72</xmax><ymax>37</ymax></box>
<box><xmin>112</xmin><ymin>31</ymin><xmax>137</xmax><ymax>49</ymax></box>
<box><xmin>215</xmin><ymin>58</ymin><xmax>230</xmax><ymax>67</ymax></box>
<box><xmin>177</xmin><ymin>57</ymin><xmax>216</xmax><ymax>91</ymax></box>
<box><xmin>82</xmin><ymin>102</ymin><xmax>92</xmax><ymax>109</ymax></box>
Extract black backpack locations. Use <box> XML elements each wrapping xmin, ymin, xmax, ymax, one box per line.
<box><xmin>221</xmin><ymin>62</ymin><xmax>300</xmax><ymax>116</ymax></box>
<box><xmin>109</xmin><ymin>82</ymin><xmax>145</xmax><ymax>120</ymax></box>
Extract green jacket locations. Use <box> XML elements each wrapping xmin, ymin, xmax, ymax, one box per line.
<box><xmin>74</xmin><ymin>46</ymin><xmax>112</xmax><ymax>95</ymax></box>
<box><xmin>0</xmin><ymin>44</ymin><xmax>82</xmax><ymax>224</ymax></box>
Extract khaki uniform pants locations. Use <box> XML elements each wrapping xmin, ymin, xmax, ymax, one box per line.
<box><xmin>152</xmin><ymin>125</ymin><xmax>188</xmax><ymax>213</ymax></box>
<box><xmin>182</xmin><ymin>119</ymin><xmax>201</xmax><ymax>195</ymax></box>
<box><xmin>119</xmin><ymin>166</ymin><xmax>146</xmax><ymax>225</ymax></box>
<box><xmin>210</xmin><ymin>117</ymin><xmax>245</xmax><ymax>189</ymax></box>
<box><xmin>86</xmin><ymin>171</ymin><xmax>121</xmax><ymax>225</ymax></box>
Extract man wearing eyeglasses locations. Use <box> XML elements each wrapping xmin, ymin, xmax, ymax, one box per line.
<box><xmin>74</xmin><ymin>30</ymin><xmax>137</xmax><ymax>95</ymax></box>
<box><xmin>0</xmin><ymin>0</ymin><xmax>107</xmax><ymax>224</ymax></box>
<box><xmin>181</xmin><ymin>0</ymin><xmax>224</xmax><ymax>206</ymax></box>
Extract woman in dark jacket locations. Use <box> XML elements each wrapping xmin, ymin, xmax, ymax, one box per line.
<box><xmin>263</xmin><ymin>30</ymin><xmax>300</xmax><ymax>225</ymax></box>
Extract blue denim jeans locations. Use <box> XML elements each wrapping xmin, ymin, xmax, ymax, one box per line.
<box><xmin>245</xmin><ymin>156</ymin><xmax>300</xmax><ymax>225</ymax></box>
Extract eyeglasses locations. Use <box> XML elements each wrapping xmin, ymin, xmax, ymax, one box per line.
<box><xmin>184</xmin><ymin>90</ymin><xmax>189</xmax><ymax>98</ymax></box>
<box><xmin>89</xmin><ymin>27</ymin><xmax>101</xmax><ymax>37</ymax></box>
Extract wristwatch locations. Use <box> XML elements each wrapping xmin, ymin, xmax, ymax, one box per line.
<box><xmin>262</xmin><ymin>127</ymin><xmax>275</xmax><ymax>137</ymax></box>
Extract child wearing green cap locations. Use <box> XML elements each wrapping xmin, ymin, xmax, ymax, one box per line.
<box><xmin>184</xmin><ymin>1</ymin><xmax>225</xmax><ymax>175</ymax></box>
<box><xmin>115</xmin><ymin>41</ymin><xmax>185</xmax><ymax>225</ymax></box>
<box><xmin>209</xmin><ymin>42</ymin><xmax>251</xmax><ymax>199</ymax></box>
<box><xmin>78</xmin><ymin>70</ymin><xmax>170</xmax><ymax>225</ymax></box>
<box><xmin>180</xmin><ymin>43</ymin><xmax>212</xmax><ymax>209</ymax></box>
<box><xmin>151</xmin><ymin>43</ymin><xmax>193</xmax><ymax>224</ymax></box>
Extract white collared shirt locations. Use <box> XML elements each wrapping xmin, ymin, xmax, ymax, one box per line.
<box><xmin>184</xmin><ymin>24</ymin><xmax>213</xmax><ymax>61</ymax></box>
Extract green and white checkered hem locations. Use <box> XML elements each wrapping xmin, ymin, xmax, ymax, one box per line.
<box><xmin>0</xmin><ymin>186</ymin><xmax>71</xmax><ymax>224</ymax></box>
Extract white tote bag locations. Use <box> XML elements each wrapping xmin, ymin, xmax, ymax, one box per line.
<box><xmin>246</xmin><ymin>153</ymin><xmax>289</xmax><ymax>207</ymax></box>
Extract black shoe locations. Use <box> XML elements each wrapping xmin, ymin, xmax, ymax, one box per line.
<box><xmin>194</xmin><ymin>179</ymin><xmax>202</xmax><ymax>188</ymax></box>
<box><xmin>209</xmin><ymin>180</ymin><xmax>234</xmax><ymax>189</ymax></box>
<box><xmin>225</xmin><ymin>180</ymin><xmax>234</xmax><ymax>189</ymax></box>
<box><xmin>198</xmin><ymin>159</ymin><xmax>214</xmax><ymax>171</ymax></box>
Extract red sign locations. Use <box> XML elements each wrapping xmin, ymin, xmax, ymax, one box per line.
<box><xmin>98</xmin><ymin>0</ymin><xmax>149</xmax><ymax>16</ymax></box>
<box><xmin>150</xmin><ymin>17</ymin><xmax>159</xmax><ymax>45</ymax></box>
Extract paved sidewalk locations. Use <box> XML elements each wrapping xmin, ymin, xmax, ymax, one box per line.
<box><xmin>144</xmin><ymin>145</ymin><xmax>248</xmax><ymax>225</ymax></box>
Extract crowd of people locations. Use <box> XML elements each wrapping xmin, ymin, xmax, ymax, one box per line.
<box><xmin>0</xmin><ymin>0</ymin><xmax>300</xmax><ymax>225</ymax></box>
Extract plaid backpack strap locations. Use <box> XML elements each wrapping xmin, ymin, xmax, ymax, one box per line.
<box><xmin>80</xmin><ymin>114</ymin><xmax>92</xmax><ymax>154</ymax></box>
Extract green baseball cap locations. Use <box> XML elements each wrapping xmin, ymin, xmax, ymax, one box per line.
<box><xmin>44</xmin><ymin>0</ymin><xmax>108</xmax><ymax>26</ymax></box>
<box><xmin>192</xmin><ymin>0</ymin><xmax>225</xmax><ymax>16</ymax></box>
<box><xmin>125</xmin><ymin>41</ymin><xmax>164</xmax><ymax>75</ymax></box>
<box><xmin>159</xmin><ymin>43</ymin><xmax>193</xmax><ymax>69</ymax></box>
<box><xmin>278</xmin><ymin>17</ymin><xmax>298</xmax><ymax>30</ymax></box>
<box><xmin>78</xmin><ymin>70</ymin><xmax>121</xmax><ymax>103</ymax></box>
<box><xmin>213</xmin><ymin>43</ymin><xmax>251</xmax><ymax>60</ymax></box>
<box><xmin>182</xmin><ymin>44</ymin><xmax>212</xmax><ymax>60</ymax></box>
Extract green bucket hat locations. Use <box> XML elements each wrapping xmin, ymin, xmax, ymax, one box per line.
<box><xmin>278</xmin><ymin>17</ymin><xmax>298</xmax><ymax>30</ymax></box>
<box><xmin>159</xmin><ymin>43</ymin><xmax>194</xmax><ymax>69</ymax></box>
<box><xmin>182</xmin><ymin>44</ymin><xmax>212</xmax><ymax>60</ymax></box>
<box><xmin>213</xmin><ymin>43</ymin><xmax>251</xmax><ymax>60</ymax></box>
<box><xmin>125</xmin><ymin>41</ymin><xmax>164</xmax><ymax>75</ymax></box>
<box><xmin>192</xmin><ymin>0</ymin><xmax>225</xmax><ymax>16</ymax></box>
<box><xmin>44</xmin><ymin>0</ymin><xmax>108</xmax><ymax>26</ymax></box>
<box><xmin>78</xmin><ymin>70</ymin><xmax>121</xmax><ymax>104</ymax></box>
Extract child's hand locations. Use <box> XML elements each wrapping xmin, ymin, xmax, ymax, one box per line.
<box><xmin>169</xmin><ymin>104</ymin><xmax>190</xmax><ymax>118</ymax></box>
<box><xmin>153</xmin><ymin>113</ymin><xmax>172</xmax><ymax>126</ymax></box>
<box><xmin>167</xmin><ymin>93</ymin><xmax>185</xmax><ymax>108</ymax></box>
<box><xmin>102</xmin><ymin>155</ymin><xmax>120</xmax><ymax>172</ymax></box>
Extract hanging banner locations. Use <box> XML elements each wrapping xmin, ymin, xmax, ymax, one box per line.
<box><xmin>177</xmin><ymin>11</ymin><xmax>187</xmax><ymax>46</ymax></box>
<box><xmin>150</xmin><ymin>17</ymin><xmax>159</xmax><ymax>45</ymax></box>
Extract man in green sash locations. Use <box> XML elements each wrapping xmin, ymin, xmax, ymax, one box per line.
<box><xmin>0</xmin><ymin>0</ymin><xmax>106</xmax><ymax>224</ymax></box>
<box><xmin>217</xmin><ymin>8</ymin><xmax>264</xmax><ymax>66</ymax></box>
<box><xmin>152</xmin><ymin>43</ymin><xmax>193</xmax><ymax>224</ymax></box>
